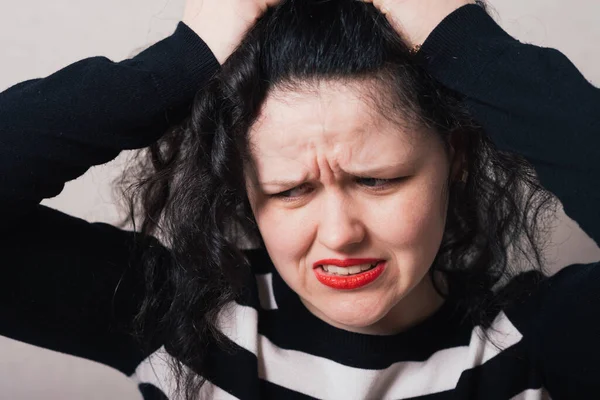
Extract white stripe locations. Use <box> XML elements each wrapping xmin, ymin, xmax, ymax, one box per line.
<box><xmin>131</xmin><ymin>304</ymin><xmax>260</xmax><ymax>400</ymax></box>
<box><xmin>256</xmin><ymin>273</ymin><xmax>278</xmax><ymax>310</ymax></box>
<box><xmin>510</xmin><ymin>387</ymin><xmax>551</xmax><ymax>400</ymax></box>
<box><xmin>134</xmin><ymin>303</ymin><xmax>524</xmax><ymax>400</ymax></box>
<box><xmin>258</xmin><ymin>335</ymin><xmax>468</xmax><ymax>399</ymax></box>
<box><xmin>218</xmin><ymin>303</ymin><xmax>523</xmax><ymax>399</ymax></box>
<box><xmin>466</xmin><ymin>310</ymin><xmax>523</xmax><ymax>365</ymax></box>
<box><xmin>218</xmin><ymin>302</ymin><xmax>260</xmax><ymax>354</ymax></box>
<box><xmin>131</xmin><ymin>346</ymin><xmax>238</xmax><ymax>400</ymax></box>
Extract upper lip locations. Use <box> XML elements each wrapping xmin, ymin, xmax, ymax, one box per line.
<box><xmin>313</xmin><ymin>258</ymin><xmax>383</xmax><ymax>268</ymax></box>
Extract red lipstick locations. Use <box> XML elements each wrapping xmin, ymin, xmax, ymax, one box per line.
<box><xmin>313</xmin><ymin>258</ymin><xmax>385</xmax><ymax>290</ymax></box>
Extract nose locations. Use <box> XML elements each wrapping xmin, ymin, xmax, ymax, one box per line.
<box><xmin>317</xmin><ymin>191</ymin><xmax>366</xmax><ymax>251</ymax></box>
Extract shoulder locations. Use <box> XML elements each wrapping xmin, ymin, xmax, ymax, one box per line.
<box><xmin>542</xmin><ymin>261</ymin><xmax>600</xmax><ymax>293</ymax></box>
<box><xmin>502</xmin><ymin>262</ymin><xmax>600</xmax><ymax>331</ymax></box>
<box><xmin>535</xmin><ymin>261</ymin><xmax>600</xmax><ymax>333</ymax></box>
<box><xmin>502</xmin><ymin>262</ymin><xmax>600</xmax><ymax>395</ymax></box>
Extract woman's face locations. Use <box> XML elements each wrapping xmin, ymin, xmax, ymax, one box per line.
<box><xmin>246</xmin><ymin>81</ymin><xmax>455</xmax><ymax>335</ymax></box>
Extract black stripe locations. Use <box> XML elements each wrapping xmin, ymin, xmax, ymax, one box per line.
<box><xmin>139</xmin><ymin>383</ymin><xmax>169</xmax><ymax>400</ymax></box>
<box><xmin>260</xmin><ymin>379</ymin><xmax>319</xmax><ymax>399</ymax></box>
<box><xmin>452</xmin><ymin>341</ymin><xmax>543</xmax><ymax>400</ymax></box>
<box><xmin>255</xmin><ymin>266</ymin><xmax>479</xmax><ymax>369</ymax></box>
<box><xmin>259</xmin><ymin>307</ymin><xmax>475</xmax><ymax>369</ymax></box>
<box><xmin>397</xmin><ymin>390</ymin><xmax>455</xmax><ymax>400</ymax></box>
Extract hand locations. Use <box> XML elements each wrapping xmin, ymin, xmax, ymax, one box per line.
<box><xmin>183</xmin><ymin>0</ymin><xmax>280</xmax><ymax>64</ymax></box>
<box><xmin>363</xmin><ymin>0</ymin><xmax>474</xmax><ymax>47</ymax></box>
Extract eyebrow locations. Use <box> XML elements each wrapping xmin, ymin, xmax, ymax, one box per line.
<box><xmin>258</xmin><ymin>161</ymin><xmax>414</xmax><ymax>188</ymax></box>
<box><xmin>259</xmin><ymin>178</ymin><xmax>307</xmax><ymax>188</ymax></box>
<box><xmin>343</xmin><ymin>162</ymin><xmax>412</xmax><ymax>177</ymax></box>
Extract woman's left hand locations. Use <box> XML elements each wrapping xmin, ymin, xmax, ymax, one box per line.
<box><xmin>363</xmin><ymin>0</ymin><xmax>474</xmax><ymax>47</ymax></box>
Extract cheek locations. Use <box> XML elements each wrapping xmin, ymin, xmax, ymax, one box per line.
<box><xmin>252</xmin><ymin>203</ymin><xmax>316</xmax><ymax>266</ymax></box>
<box><xmin>371</xmin><ymin>179</ymin><xmax>448</xmax><ymax>252</ymax></box>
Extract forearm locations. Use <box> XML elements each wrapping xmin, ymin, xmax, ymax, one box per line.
<box><xmin>0</xmin><ymin>22</ymin><xmax>219</xmax><ymax>224</ymax></box>
<box><xmin>419</xmin><ymin>5</ymin><xmax>600</xmax><ymax>244</ymax></box>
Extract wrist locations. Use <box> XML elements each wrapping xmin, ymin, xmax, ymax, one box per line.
<box><xmin>191</xmin><ymin>26</ymin><xmax>241</xmax><ymax>64</ymax></box>
<box><xmin>406</xmin><ymin>0</ymin><xmax>475</xmax><ymax>47</ymax></box>
<box><xmin>182</xmin><ymin>2</ymin><xmax>264</xmax><ymax>64</ymax></box>
<box><xmin>416</xmin><ymin>4</ymin><xmax>514</xmax><ymax>85</ymax></box>
<box><xmin>183</xmin><ymin>19</ymin><xmax>244</xmax><ymax>64</ymax></box>
<box><xmin>133</xmin><ymin>22</ymin><xmax>220</xmax><ymax>108</ymax></box>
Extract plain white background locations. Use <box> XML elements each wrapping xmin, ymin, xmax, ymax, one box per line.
<box><xmin>1</xmin><ymin>0</ymin><xmax>600</xmax><ymax>398</ymax></box>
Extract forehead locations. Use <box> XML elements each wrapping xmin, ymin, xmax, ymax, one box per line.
<box><xmin>248</xmin><ymin>81</ymin><xmax>422</xmax><ymax>161</ymax></box>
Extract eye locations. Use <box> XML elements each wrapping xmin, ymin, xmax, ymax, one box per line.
<box><xmin>356</xmin><ymin>177</ymin><xmax>405</xmax><ymax>190</ymax></box>
<box><xmin>270</xmin><ymin>183</ymin><xmax>313</xmax><ymax>200</ymax></box>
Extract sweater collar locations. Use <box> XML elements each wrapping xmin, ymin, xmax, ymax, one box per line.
<box><xmin>265</xmin><ymin>252</ymin><xmax>472</xmax><ymax>359</ymax></box>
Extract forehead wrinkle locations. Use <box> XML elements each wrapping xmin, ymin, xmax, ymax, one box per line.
<box><xmin>251</xmin><ymin>85</ymin><xmax>369</xmax><ymax>154</ymax></box>
<box><xmin>247</xmin><ymin>79</ymin><xmax>424</xmax><ymax>188</ymax></box>
<box><xmin>251</xmin><ymin>79</ymin><xmax>393</xmax><ymax>143</ymax></box>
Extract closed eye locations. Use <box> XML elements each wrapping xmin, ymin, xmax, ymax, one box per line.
<box><xmin>269</xmin><ymin>177</ymin><xmax>406</xmax><ymax>200</ymax></box>
<box><xmin>270</xmin><ymin>183</ymin><xmax>313</xmax><ymax>199</ymax></box>
<box><xmin>356</xmin><ymin>177</ymin><xmax>406</xmax><ymax>190</ymax></box>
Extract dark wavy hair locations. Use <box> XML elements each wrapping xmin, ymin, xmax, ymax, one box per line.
<box><xmin>117</xmin><ymin>0</ymin><xmax>557</xmax><ymax>398</ymax></box>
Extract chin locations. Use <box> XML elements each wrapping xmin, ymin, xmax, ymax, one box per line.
<box><xmin>317</xmin><ymin>294</ymin><xmax>395</xmax><ymax>332</ymax></box>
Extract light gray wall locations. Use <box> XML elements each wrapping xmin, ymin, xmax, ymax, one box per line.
<box><xmin>1</xmin><ymin>0</ymin><xmax>599</xmax><ymax>398</ymax></box>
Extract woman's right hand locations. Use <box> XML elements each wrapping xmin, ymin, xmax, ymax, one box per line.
<box><xmin>183</xmin><ymin>0</ymin><xmax>280</xmax><ymax>64</ymax></box>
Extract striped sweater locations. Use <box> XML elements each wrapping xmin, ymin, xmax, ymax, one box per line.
<box><xmin>1</xmin><ymin>5</ymin><xmax>599</xmax><ymax>400</ymax></box>
<box><xmin>132</xmin><ymin>249</ymin><xmax>599</xmax><ymax>399</ymax></box>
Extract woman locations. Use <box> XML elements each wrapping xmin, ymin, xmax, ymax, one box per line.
<box><xmin>1</xmin><ymin>0</ymin><xmax>598</xmax><ymax>399</ymax></box>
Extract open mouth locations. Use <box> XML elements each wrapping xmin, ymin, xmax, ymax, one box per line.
<box><xmin>318</xmin><ymin>262</ymin><xmax>378</xmax><ymax>276</ymax></box>
<box><xmin>313</xmin><ymin>261</ymin><xmax>386</xmax><ymax>290</ymax></box>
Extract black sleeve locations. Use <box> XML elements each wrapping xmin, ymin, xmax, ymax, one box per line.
<box><xmin>419</xmin><ymin>5</ymin><xmax>600</xmax><ymax>397</ymax></box>
<box><xmin>532</xmin><ymin>262</ymin><xmax>600</xmax><ymax>398</ymax></box>
<box><xmin>0</xmin><ymin>22</ymin><xmax>219</xmax><ymax>225</ymax></box>
<box><xmin>0</xmin><ymin>23</ymin><xmax>219</xmax><ymax>374</ymax></box>
<box><xmin>419</xmin><ymin>5</ymin><xmax>600</xmax><ymax>246</ymax></box>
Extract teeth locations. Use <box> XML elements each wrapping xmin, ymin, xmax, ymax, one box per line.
<box><xmin>321</xmin><ymin>263</ymin><xmax>377</xmax><ymax>276</ymax></box>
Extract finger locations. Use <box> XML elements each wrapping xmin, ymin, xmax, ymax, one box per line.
<box><xmin>361</xmin><ymin>0</ymin><xmax>390</xmax><ymax>15</ymax></box>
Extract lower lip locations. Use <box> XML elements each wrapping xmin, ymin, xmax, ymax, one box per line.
<box><xmin>314</xmin><ymin>262</ymin><xmax>386</xmax><ymax>290</ymax></box>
